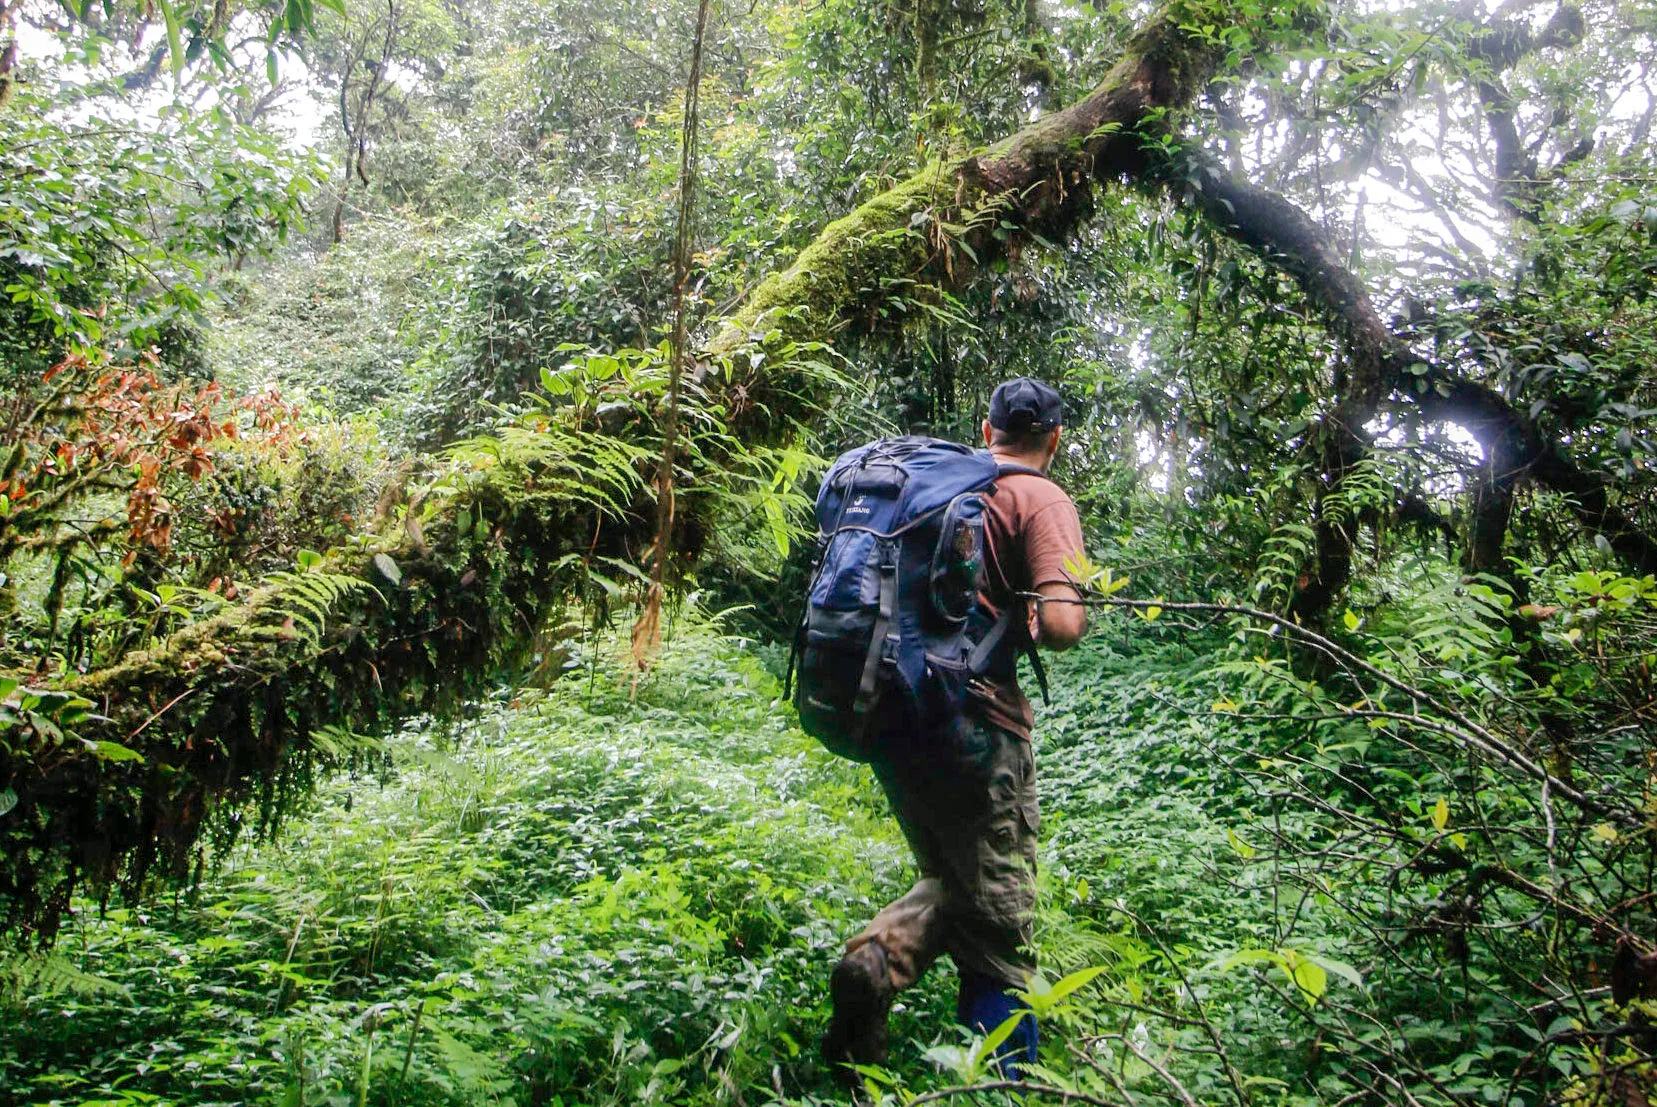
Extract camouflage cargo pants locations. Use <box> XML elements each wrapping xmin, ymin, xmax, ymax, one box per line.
<box><xmin>847</xmin><ymin>714</ymin><xmax>1039</xmax><ymax>990</ymax></box>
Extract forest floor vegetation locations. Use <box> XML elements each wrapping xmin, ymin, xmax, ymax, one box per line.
<box><xmin>0</xmin><ymin>615</ymin><xmax>1300</xmax><ymax>1107</ymax></box>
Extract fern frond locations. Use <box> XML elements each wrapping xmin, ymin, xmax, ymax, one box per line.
<box><xmin>1252</xmin><ymin>521</ymin><xmax>1318</xmax><ymax>607</ymax></box>
<box><xmin>254</xmin><ymin>569</ymin><xmax>382</xmax><ymax>646</ymax></box>
<box><xmin>0</xmin><ymin>951</ymin><xmax>127</xmax><ymax>1003</ymax></box>
<box><xmin>442</xmin><ymin>422</ymin><xmax>650</xmax><ymax>519</ymax></box>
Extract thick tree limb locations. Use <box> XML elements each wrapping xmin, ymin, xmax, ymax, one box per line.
<box><xmin>1141</xmin><ymin>4</ymin><xmax>1593</xmax><ymax>617</ymax></box>
<box><xmin>712</xmin><ymin>1</ymin><xmax>1273</xmax><ymax>354</ymax></box>
<box><xmin>1410</xmin><ymin>377</ymin><xmax>1657</xmax><ymax>574</ymax></box>
<box><xmin>1163</xmin><ymin>155</ymin><xmax>1657</xmax><ymax>584</ymax></box>
<box><xmin>1469</xmin><ymin>6</ymin><xmax>1585</xmax><ymax>221</ymax></box>
<box><xmin>2</xmin><ymin>441</ymin><xmax>662</xmax><ymax>941</ymax></box>
<box><xmin>1161</xmin><ymin>156</ymin><xmax>1395</xmax><ymax>620</ymax></box>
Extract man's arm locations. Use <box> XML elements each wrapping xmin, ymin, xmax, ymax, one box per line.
<box><xmin>1030</xmin><ymin>581</ymin><xmax>1087</xmax><ymax>650</ymax></box>
<box><xmin>1011</xmin><ymin>487</ymin><xmax>1089</xmax><ymax>651</ymax></box>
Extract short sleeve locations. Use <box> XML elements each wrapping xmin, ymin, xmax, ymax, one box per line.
<box><xmin>1021</xmin><ymin>496</ymin><xmax>1086</xmax><ymax>593</ymax></box>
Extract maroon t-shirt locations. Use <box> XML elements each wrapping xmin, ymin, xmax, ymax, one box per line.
<box><xmin>968</xmin><ymin>470</ymin><xmax>1087</xmax><ymax>739</ymax></box>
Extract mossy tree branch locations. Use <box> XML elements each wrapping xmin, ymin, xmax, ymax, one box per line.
<box><xmin>710</xmin><ymin>1</ymin><xmax>1305</xmax><ymax>359</ymax></box>
<box><xmin>2</xmin><ymin>436</ymin><xmax>663</xmax><ymax>942</ymax></box>
<box><xmin>2</xmin><ymin>0</ymin><xmax>1288</xmax><ymax>943</ymax></box>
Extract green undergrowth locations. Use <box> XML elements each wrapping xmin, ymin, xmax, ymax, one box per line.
<box><xmin>0</xmin><ymin>618</ymin><xmax>1355</xmax><ymax>1106</ymax></box>
<box><xmin>0</xmin><ymin>623</ymin><xmax>935</xmax><ymax>1105</ymax></box>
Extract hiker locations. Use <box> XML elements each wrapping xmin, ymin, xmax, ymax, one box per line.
<box><xmin>819</xmin><ymin>377</ymin><xmax>1088</xmax><ymax>1080</ymax></box>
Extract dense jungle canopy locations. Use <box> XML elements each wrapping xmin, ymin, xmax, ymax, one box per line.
<box><xmin>3</xmin><ymin>0</ymin><xmax>1657</xmax><ymax>1101</ymax></box>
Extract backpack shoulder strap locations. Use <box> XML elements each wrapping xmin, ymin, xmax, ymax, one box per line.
<box><xmin>1025</xmin><ymin>641</ymin><xmax>1051</xmax><ymax>704</ymax></box>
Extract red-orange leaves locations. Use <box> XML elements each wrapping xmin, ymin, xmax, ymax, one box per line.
<box><xmin>0</xmin><ymin>355</ymin><xmax>301</xmax><ymax>563</ymax></box>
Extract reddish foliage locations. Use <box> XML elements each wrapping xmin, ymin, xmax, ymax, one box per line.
<box><xmin>0</xmin><ymin>354</ymin><xmax>303</xmax><ymax>561</ymax></box>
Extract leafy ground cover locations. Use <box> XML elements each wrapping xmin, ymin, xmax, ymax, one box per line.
<box><xmin>2</xmin><ymin>614</ymin><xmax>1320</xmax><ymax>1106</ymax></box>
<box><xmin>1</xmin><ymin>621</ymin><xmax>933</xmax><ymax>1105</ymax></box>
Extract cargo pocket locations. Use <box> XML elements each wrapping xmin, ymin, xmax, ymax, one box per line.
<box><xmin>976</xmin><ymin>808</ymin><xmax>1038</xmax><ymax>926</ymax></box>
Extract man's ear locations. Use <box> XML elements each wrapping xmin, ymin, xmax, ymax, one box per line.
<box><xmin>982</xmin><ymin>420</ymin><xmax>995</xmax><ymax>448</ymax></box>
<box><xmin>1046</xmin><ymin>426</ymin><xmax>1063</xmax><ymax>464</ymax></box>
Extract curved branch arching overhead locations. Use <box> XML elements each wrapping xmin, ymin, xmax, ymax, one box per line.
<box><xmin>707</xmin><ymin>0</ymin><xmax>1650</xmax><ymax>619</ymax></box>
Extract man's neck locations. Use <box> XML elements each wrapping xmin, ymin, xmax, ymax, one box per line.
<box><xmin>988</xmin><ymin>445</ymin><xmax>1051</xmax><ymax>474</ymax></box>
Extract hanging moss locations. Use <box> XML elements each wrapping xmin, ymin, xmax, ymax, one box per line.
<box><xmin>0</xmin><ymin>443</ymin><xmax>662</xmax><ymax>942</ymax></box>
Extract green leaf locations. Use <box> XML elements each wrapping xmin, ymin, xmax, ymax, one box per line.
<box><xmin>89</xmin><ymin>740</ymin><xmax>145</xmax><ymax>764</ymax></box>
<box><xmin>597</xmin><ymin>557</ymin><xmax>651</xmax><ymax>585</ymax></box>
<box><xmin>1306</xmin><ymin>953</ymin><xmax>1363</xmax><ymax>990</ymax></box>
<box><xmin>158</xmin><ymin>0</ymin><xmax>184</xmax><ymax>77</ymax></box>
<box><xmin>586</xmin><ymin>570</ymin><xmax>623</xmax><ymax>599</ymax></box>
<box><xmin>971</xmin><ymin>1010</ymin><xmax>1028</xmax><ymax>1068</ymax></box>
<box><xmin>0</xmin><ymin>788</ymin><xmax>16</xmax><ymax>817</ymax></box>
<box><xmin>1218</xmin><ymin>947</ymin><xmax>1286</xmax><ymax>973</ymax></box>
<box><xmin>1045</xmin><ymin>965</ymin><xmax>1107</xmax><ymax>1005</ymax></box>
<box><xmin>1287</xmin><ymin>952</ymin><xmax>1327</xmax><ymax>1002</ymax></box>
<box><xmin>763</xmin><ymin>497</ymin><xmax>790</xmax><ymax>559</ymax></box>
<box><xmin>919</xmin><ymin>1043</ymin><xmax>971</xmax><ymax>1079</ymax></box>
<box><xmin>1342</xmin><ymin>610</ymin><xmax>1361</xmax><ymax>631</ymax></box>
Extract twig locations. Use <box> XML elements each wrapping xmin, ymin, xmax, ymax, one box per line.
<box><xmin>396</xmin><ymin>999</ymin><xmax>425</xmax><ymax>1095</ymax></box>
<box><xmin>127</xmin><ymin>686</ymin><xmax>197</xmax><ymax>740</ymax></box>
<box><xmin>1116</xmin><ymin>1035</ymin><xmax>1200</xmax><ymax>1107</ymax></box>
<box><xmin>634</xmin><ymin>0</ymin><xmax>712</xmax><ymax>671</ymax></box>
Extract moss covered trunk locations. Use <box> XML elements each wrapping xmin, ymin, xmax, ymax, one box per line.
<box><xmin>3</xmin><ymin>0</ymin><xmax>1283</xmax><ymax>942</ymax></box>
<box><xmin>711</xmin><ymin>2</ymin><xmax>1262</xmax><ymax>356</ymax></box>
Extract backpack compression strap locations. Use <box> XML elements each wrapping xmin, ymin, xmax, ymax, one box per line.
<box><xmin>967</xmin><ymin>606</ymin><xmax>1050</xmax><ymax>705</ymax></box>
<box><xmin>852</xmin><ymin>544</ymin><xmax>900</xmax><ymax>737</ymax></box>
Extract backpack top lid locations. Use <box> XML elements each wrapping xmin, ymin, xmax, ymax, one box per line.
<box><xmin>817</xmin><ymin>436</ymin><xmax>1001</xmax><ymax>531</ymax></box>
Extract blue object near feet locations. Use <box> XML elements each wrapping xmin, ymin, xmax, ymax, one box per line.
<box><xmin>956</xmin><ymin>970</ymin><xmax>1038</xmax><ymax>1079</ymax></box>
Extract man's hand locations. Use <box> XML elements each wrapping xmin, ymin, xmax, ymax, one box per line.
<box><xmin>1030</xmin><ymin>582</ymin><xmax>1086</xmax><ymax>650</ymax></box>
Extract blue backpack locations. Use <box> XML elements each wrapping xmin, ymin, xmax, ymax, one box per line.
<box><xmin>786</xmin><ymin>436</ymin><xmax>1048</xmax><ymax>762</ymax></box>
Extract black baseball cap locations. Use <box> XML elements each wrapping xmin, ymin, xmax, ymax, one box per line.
<box><xmin>988</xmin><ymin>377</ymin><xmax>1064</xmax><ymax>433</ymax></box>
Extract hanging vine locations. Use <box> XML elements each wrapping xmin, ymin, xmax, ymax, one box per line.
<box><xmin>633</xmin><ymin>0</ymin><xmax>714</xmax><ymax>671</ymax></box>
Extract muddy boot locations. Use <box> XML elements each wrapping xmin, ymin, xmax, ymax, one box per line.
<box><xmin>821</xmin><ymin>940</ymin><xmax>894</xmax><ymax>1085</ymax></box>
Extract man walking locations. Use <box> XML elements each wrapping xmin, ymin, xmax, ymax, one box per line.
<box><xmin>822</xmin><ymin>376</ymin><xmax>1088</xmax><ymax>1081</ymax></box>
